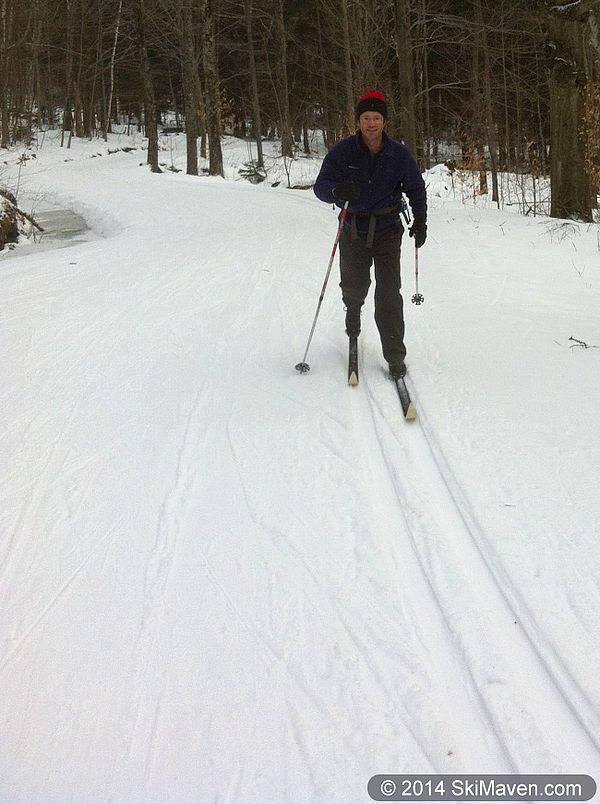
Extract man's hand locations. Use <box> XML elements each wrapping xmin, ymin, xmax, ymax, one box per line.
<box><xmin>333</xmin><ymin>181</ymin><xmax>361</xmax><ymax>203</ymax></box>
<box><xmin>409</xmin><ymin>214</ymin><xmax>427</xmax><ymax>248</ymax></box>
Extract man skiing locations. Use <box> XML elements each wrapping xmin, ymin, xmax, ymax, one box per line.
<box><xmin>313</xmin><ymin>90</ymin><xmax>427</xmax><ymax>379</ymax></box>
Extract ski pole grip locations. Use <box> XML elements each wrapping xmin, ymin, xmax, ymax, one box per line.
<box><xmin>338</xmin><ymin>201</ymin><xmax>349</xmax><ymax>231</ymax></box>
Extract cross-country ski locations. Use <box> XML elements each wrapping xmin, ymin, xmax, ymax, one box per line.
<box><xmin>393</xmin><ymin>375</ymin><xmax>417</xmax><ymax>420</ymax></box>
<box><xmin>348</xmin><ymin>337</ymin><xmax>359</xmax><ymax>385</ymax></box>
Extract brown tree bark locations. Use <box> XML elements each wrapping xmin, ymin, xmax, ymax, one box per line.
<box><xmin>1</xmin><ymin>0</ymin><xmax>12</xmax><ymax>148</ymax></box>
<box><xmin>474</xmin><ymin>0</ymin><xmax>499</xmax><ymax>205</ymax></box>
<box><xmin>244</xmin><ymin>0</ymin><xmax>264</xmax><ymax>168</ymax></box>
<box><xmin>315</xmin><ymin>0</ymin><xmax>333</xmax><ymax>148</ymax></box>
<box><xmin>200</xmin><ymin>0</ymin><xmax>224</xmax><ymax>176</ymax></box>
<box><xmin>274</xmin><ymin>0</ymin><xmax>294</xmax><ymax>158</ymax></box>
<box><xmin>414</xmin><ymin>0</ymin><xmax>431</xmax><ymax>168</ymax></box>
<box><xmin>394</xmin><ymin>0</ymin><xmax>417</xmax><ymax>156</ymax></box>
<box><xmin>545</xmin><ymin>0</ymin><xmax>600</xmax><ymax>221</ymax></box>
<box><xmin>180</xmin><ymin>0</ymin><xmax>199</xmax><ymax>175</ymax></box>
<box><xmin>135</xmin><ymin>0</ymin><xmax>161</xmax><ymax>172</ymax></box>
<box><xmin>244</xmin><ymin>0</ymin><xmax>264</xmax><ymax>167</ymax></box>
<box><xmin>106</xmin><ymin>0</ymin><xmax>123</xmax><ymax>138</ymax></box>
<box><xmin>340</xmin><ymin>0</ymin><xmax>355</xmax><ymax>134</ymax></box>
<box><xmin>61</xmin><ymin>0</ymin><xmax>75</xmax><ymax>146</ymax></box>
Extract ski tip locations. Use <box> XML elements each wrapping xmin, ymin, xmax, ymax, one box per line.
<box><xmin>405</xmin><ymin>402</ymin><xmax>417</xmax><ymax>421</ymax></box>
<box><xmin>348</xmin><ymin>371</ymin><xmax>359</xmax><ymax>386</ymax></box>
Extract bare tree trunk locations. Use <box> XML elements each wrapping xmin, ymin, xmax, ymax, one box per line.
<box><xmin>340</xmin><ymin>0</ymin><xmax>355</xmax><ymax>133</ymax></box>
<box><xmin>535</xmin><ymin>51</ymin><xmax>548</xmax><ymax>176</ymax></box>
<box><xmin>61</xmin><ymin>0</ymin><xmax>74</xmax><ymax>146</ymax></box>
<box><xmin>200</xmin><ymin>0</ymin><xmax>223</xmax><ymax>176</ymax></box>
<box><xmin>74</xmin><ymin>0</ymin><xmax>85</xmax><ymax>138</ymax></box>
<box><xmin>274</xmin><ymin>0</ymin><xmax>294</xmax><ymax>157</ymax></box>
<box><xmin>514</xmin><ymin>49</ymin><xmax>522</xmax><ymax>174</ymax></box>
<box><xmin>0</xmin><ymin>0</ymin><xmax>11</xmax><ymax>148</ymax></box>
<box><xmin>468</xmin><ymin>14</ymin><xmax>487</xmax><ymax>195</ymax></box>
<box><xmin>500</xmin><ymin>0</ymin><xmax>511</xmax><ymax>171</ymax></box>
<box><xmin>474</xmin><ymin>0</ymin><xmax>499</xmax><ymax>205</ymax></box>
<box><xmin>90</xmin><ymin>2</ymin><xmax>103</xmax><ymax>138</ymax></box>
<box><xmin>420</xmin><ymin>0</ymin><xmax>431</xmax><ymax>169</ymax></box>
<box><xmin>180</xmin><ymin>0</ymin><xmax>198</xmax><ymax>175</ymax></box>
<box><xmin>195</xmin><ymin>71</ymin><xmax>207</xmax><ymax>160</ymax></box>
<box><xmin>315</xmin><ymin>1</ymin><xmax>333</xmax><ymax>148</ymax></box>
<box><xmin>303</xmin><ymin>116</ymin><xmax>310</xmax><ymax>155</ymax></box>
<box><xmin>135</xmin><ymin>0</ymin><xmax>161</xmax><ymax>172</ymax></box>
<box><xmin>27</xmin><ymin>0</ymin><xmax>43</xmax><ymax>135</ymax></box>
<box><xmin>545</xmin><ymin>0</ymin><xmax>599</xmax><ymax>221</ymax></box>
<box><xmin>394</xmin><ymin>0</ymin><xmax>417</xmax><ymax>155</ymax></box>
<box><xmin>106</xmin><ymin>0</ymin><xmax>123</xmax><ymax>138</ymax></box>
<box><xmin>244</xmin><ymin>0</ymin><xmax>263</xmax><ymax>167</ymax></box>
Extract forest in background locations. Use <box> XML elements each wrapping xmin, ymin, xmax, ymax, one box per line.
<box><xmin>1</xmin><ymin>0</ymin><xmax>599</xmax><ymax>220</ymax></box>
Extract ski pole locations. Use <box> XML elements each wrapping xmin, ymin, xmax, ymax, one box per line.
<box><xmin>295</xmin><ymin>202</ymin><xmax>349</xmax><ymax>374</ymax></box>
<box><xmin>411</xmin><ymin>243</ymin><xmax>424</xmax><ymax>305</ymax></box>
<box><xmin>400</xmin><ymin>197</ymin><xmax>411</xmax><ymax>227</ymax></box>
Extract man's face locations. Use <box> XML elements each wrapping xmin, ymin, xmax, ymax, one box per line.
<box><xmin>359</xmin><ymin>111</ymin><xmax>384</xmax><ymax>139</ymax></box>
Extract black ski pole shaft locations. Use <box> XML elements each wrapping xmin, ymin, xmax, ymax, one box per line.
<box><xmin>295</xmin><ymin>202</ymin><xmax>349</xmax><ymax>374</ymax></box>
<box><xmin>411</xmin><ymin>243</ymin><xmax>424</xmax><ymax>305</ymax></box>
<box><xmin>415</xmin><ymin>245</ymin><xmax>419</xmax><ymax>294</ymax></box>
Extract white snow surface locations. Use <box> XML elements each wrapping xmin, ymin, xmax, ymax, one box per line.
<box><xmin>1</xmin><ymin>130</ymin><xmax>600</xmax><ymax>802</ymax></box>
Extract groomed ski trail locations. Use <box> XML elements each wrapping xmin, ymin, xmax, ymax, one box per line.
<box><xmin>357</xmin><ymin>356</ymin><xmax>600</xmax><ymax>774</ymax></box>
<box><xmin>2</xmin><ymin>148</ymin><xmax>600</xmax><ymax>801</ymax></box>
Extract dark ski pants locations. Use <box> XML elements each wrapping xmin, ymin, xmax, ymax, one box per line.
<box><xmin>338</xmin><ymin>223</ymin><xmax>406</xmax><ymax>364</ymax></box>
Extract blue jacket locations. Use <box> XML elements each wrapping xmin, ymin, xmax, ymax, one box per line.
<box><xmin>313</xmin><ymin>131</ymin><xmax>427</xmax><ymax>235</ymax></box>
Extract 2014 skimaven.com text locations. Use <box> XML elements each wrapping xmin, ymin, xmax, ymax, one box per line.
<box><xmin>367</xmin><ymin>774</ymin><xmax>597</xmax><ymax>801</ymax></box>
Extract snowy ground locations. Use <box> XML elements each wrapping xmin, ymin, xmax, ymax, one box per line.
<box><xmin>1</xmin><ymin>129</ymin><xmax>600</xmax><ymax>803</ymax></box>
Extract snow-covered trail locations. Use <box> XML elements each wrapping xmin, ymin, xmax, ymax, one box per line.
<box><xmin>2</xmin><ymin>147</ymin><xmax>600</xmax><ymax>801</ymax></box>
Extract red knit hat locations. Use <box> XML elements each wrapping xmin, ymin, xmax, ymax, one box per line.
<box><xmin>356</xmin><ymin>90</ymin><xmax>387</xmax><ymax>120</ymax></box>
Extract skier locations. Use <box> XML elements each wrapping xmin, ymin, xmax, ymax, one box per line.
<box><xmin>313</xmin><ymin>90</ymin><xmax>427</xmax><ymax>379</ymax></box>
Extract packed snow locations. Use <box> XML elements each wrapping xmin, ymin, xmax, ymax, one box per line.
<box><xmin>1</xmin><ymin>129</ymin><xmax>600</xmax><ymax>802</ymax></box>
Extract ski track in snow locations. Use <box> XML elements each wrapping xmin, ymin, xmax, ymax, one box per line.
<box><xmin>359</xmin><ymin>357</ymin><xmax>600</xmax><ymax>770</ymax></box>
<box><xmin>406</xmin><ymin>390</ymin><xmax>600</xmax><ymax>747</ymax></box>
<box><xmin>127</xmin><ymin>383</ymin><xmax>210</xmax><ymax>793</ymax></box>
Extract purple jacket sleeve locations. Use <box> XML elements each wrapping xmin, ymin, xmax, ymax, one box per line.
<box><xmin>313</xmin><ymin>142</ymin><xmax>346</xmax><ymax>207</ymax></box>
<box><xmin>401</xmin><ymin>146</ymin><xmax>427</xmax><ymax>219</ymax></box>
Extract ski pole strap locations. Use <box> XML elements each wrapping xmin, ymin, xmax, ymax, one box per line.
<box><xmin>348</xmin><ymin>205</ymin><xmax>401</xmax><ymax>249</ymax></box>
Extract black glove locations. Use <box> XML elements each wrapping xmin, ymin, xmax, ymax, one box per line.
<box><xmin>333</xmin><ymin>181</ymin><xmax>360</xmax><ymax>203</ymax></box>
<box><xmin>409</xmin><ymin>214</ymin><xmax>427</xmax><ymax>248</ymax></box>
